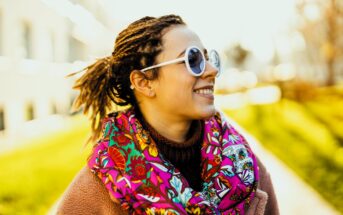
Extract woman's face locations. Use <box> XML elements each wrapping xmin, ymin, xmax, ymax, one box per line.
<box><xmin>151</xmin><ymin>25</ymin><xmax>218</xmax><ymax>121</ymax></box>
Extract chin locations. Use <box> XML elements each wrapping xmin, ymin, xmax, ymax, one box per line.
<box><xmin>196</xmin><ymin>105</ymin><xmax>216</xmax><ymax>120</ymax></box>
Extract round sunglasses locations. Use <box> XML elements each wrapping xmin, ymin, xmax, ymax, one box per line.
<box><xmin>140</xmin><ymin>46</ymin><xmax>221</xmax><ymax>77</ymax></box>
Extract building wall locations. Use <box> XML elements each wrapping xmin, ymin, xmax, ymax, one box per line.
<box><xmin>0</xmin><ymin>0</ymin><xmax>90</xmax><ymax>144</ymax></box>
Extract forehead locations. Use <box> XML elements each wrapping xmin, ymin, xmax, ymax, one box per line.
<box><xmin>160</xmin><ymin>25</ymin><xmax>204</xmax><ymax>59</ymax></box>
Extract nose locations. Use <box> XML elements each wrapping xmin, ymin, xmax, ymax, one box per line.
<box><xmin>201</xmin><ymin>61</ymin><xmax>219</xmax><ymax>79</ymax></box>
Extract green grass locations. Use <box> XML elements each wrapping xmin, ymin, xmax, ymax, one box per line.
<box><xmin>0</xmin><ymin>115</ymin><xmax>91</xmax><ymax>215</ymax></box>
<box><xmin>225</xmin><ymin>97</ymin><xmax>343</xmax><ymax>213</ymax></box>
<box><xmin>1</xmin><ymin>89</ymin><xmax>342</xmax><ymax>214</ymax></box>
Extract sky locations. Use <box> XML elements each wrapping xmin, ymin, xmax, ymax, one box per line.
<box><xmin>99</xmin><ymin>0</ymin><xmax>299</xmax><ymax>63</ymax></box>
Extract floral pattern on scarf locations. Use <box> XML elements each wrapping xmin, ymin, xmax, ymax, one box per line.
<box><xmin>88</xmin><ymin>109</ymin><xmax>259</xmax><ymax>214</ymax></box>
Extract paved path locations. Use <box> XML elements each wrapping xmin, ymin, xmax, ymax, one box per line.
<box><xmin>227</xmin><ymin>116</ymin><xmax>340</xmax><ymax>215</ymax></box>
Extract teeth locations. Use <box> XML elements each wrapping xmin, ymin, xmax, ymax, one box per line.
<box><xmin>194</xmin><ymin>88</ymin><xmax>213</xmax><ymax>94</ymax></box>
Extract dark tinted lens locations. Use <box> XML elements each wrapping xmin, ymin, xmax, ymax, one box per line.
<box><xmin>188</xmin><ymin>48</ymin><xmax>204</xmax><ymax>74</ymax></box>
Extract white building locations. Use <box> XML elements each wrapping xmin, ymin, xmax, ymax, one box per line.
<box><xmin>0</xmin><ymin>0</ymin><xmax>113</xmax><ymax>148</ymax></box>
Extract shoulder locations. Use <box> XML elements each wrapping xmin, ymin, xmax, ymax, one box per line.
<box><xmin>55</xmin><ymin>166</ymin><xmax>127</xmax><ymax>215</ymax></box>
<box><xmin>246</xmin><ymin>156</ymin><xmax>280</xmax><ymax>215</ymax></box>
<box><xmin>214</xmin><ymin>111</ymin><xmax>280</xmax><ymax>214</ymax></box>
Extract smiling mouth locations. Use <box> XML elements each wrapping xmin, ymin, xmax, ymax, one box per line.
<box><xmin>193</xmin><ymin>86</ymin><xmax>214</xmax><ymax>98</ymax></box>
<box><xmin>193</xmin><ymin>88</ymin><xmax>213</xmax><ymax>95</ymax></box>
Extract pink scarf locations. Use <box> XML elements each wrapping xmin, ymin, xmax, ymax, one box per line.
<box><xmin>88</xmin><ymin>109</ymin><xmax>259</xmax><ymax>214</ymax></box>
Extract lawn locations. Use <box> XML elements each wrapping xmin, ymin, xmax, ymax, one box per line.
<box><xmin>0</xmin><ymin>115</ymin><xmax>91</xmax><ymax>215</ymax></box>
<box><xmin>0</xmin><ymin>87</ymin><xmax>342</xmax><ymax>214</ymax></box>
<box><xmin>224</xmin><ymin>93</ymin><xmax>343</xmax><ymax>213</ymax></box>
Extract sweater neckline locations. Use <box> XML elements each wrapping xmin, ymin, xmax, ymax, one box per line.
<box><xmin>135</xmin><ymin>110</ymin><xmax>203</xmax><ymax>149</ymax></box>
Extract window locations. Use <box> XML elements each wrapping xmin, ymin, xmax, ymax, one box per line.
<box><xmin>0</xmin><ymin>106</ymin><xmax>4</xmax><ymax>131</ymax></box>
<box><xmin>26</xmin><ymin>102</ymin><xmax>35</xmax><ymax>121</ymax></box>
<box><xmin>51</xmin><ymin>101</ymin><xmax>58</xmax><ymax>114</ymax></box>
<box><xmin>22</xmin><ymin>22</ymin><xmax>33</xmax><ymax>59</ymax></box>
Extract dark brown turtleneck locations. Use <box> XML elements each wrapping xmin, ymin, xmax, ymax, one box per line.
<box><xmin>136</xmin><ymin>111</ymin><xmax>203</xmax><ymax>191</ymax></box>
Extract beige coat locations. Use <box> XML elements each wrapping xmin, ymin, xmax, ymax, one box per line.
<box><xmin>56</xmin><ymin>156</ymin><xmax>279</xmax><ymax>215</ymax></box>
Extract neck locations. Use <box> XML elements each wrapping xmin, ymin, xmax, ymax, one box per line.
<box><xmin>137</xmin><ymin>105</ymin><xmax>191</xmax><ymax>143</ymax></box>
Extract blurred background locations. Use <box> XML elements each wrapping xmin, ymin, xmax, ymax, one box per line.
<box><xmin>0</xmin><ymin>0</ymin><xmax>342</xmax><ymax>214</ymax></box>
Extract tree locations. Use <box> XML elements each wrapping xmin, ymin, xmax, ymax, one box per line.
<box><xmin>297</xmin><ymin>0</ymin><xmax>343</xmax><ymax>86</ymax></box>
<box><xmin>224</xmin><ymin>44</ymin><xmax>250</xmax><ymax>70</ymax></box>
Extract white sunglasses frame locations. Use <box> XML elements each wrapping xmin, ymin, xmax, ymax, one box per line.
<box><xmin>140</xmin><ymin>46</ymin><xmax>220</xmax><ymax>77</ymax></box>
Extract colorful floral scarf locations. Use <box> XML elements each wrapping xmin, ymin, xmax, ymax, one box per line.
<box><xmin>88</xmin><ymin>109</ymin><xmax>259</xmax><ymax>214</ymax></box>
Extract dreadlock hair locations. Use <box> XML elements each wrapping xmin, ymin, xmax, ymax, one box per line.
<box><xmin>68</xmin><ymin>14</ymin><xmax>186</xmax><ymax>144</ymax></box>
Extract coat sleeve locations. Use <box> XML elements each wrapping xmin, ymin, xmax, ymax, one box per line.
<box><xmin>246</xmin><ymin>156</ymin><xmax>279</xmax><ymax>215</ymax></box>
<box><xmin>257</xmin><ymin>156</ymin><xmax>280</xmax><ymax>215</ymax></box>
<box><xmin>217</xmin><ymin>112</ymin><xmax>280</xmax><ymax>215</ymax></box>
<box><xmin>55</xmin><ymin>166</ymin><xmax>128</xmax><ymax>215</ymax></box>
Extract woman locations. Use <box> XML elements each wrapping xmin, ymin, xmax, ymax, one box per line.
<box><xmin>57</xmin><ymin>15</ymin><xmax>279</xmax><ymax>214</ymax></box>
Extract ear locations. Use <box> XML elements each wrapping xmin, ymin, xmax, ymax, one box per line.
<box><xmin>129</xmin><ymin>70</ymin><xmax>156</xmax><ymax>97</ymax></box>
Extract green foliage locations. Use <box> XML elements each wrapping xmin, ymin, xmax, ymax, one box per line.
<box><xmin>0</xmin><ymin>115</ymin><xmax>91</xmax><ymax>215</ymax></box>
<box><xmin>225</xmin><ymin>93</ymin><xmax>343</xmax><ymax>213</ymax></box>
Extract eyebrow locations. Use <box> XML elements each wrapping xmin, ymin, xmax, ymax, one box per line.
<box><xmin>177</xmin><ymin>50</ymin><xmax>186</xmax><ymax>58</ymax></box>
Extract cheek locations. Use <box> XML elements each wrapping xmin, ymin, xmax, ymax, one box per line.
<box><xmin>164</xmin><ymin>72</ymin><xmax>194</xmax><ymax>94</ymax></box>
<box><xmin>157</xmin><ymin>69</ymin><xmax>196</xmax><ymax>105</ymax></box>
<box><xmin>174</xmin><ymin>78</ymin><xmax>195</xmax><ymax>100</ymax></box>
<box><xmin>162</xmin><ymin>83</ymin><xmax>192</xmax><ymax>104</ymax></box>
